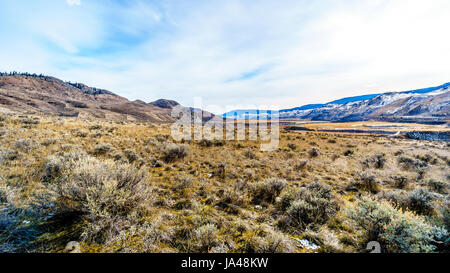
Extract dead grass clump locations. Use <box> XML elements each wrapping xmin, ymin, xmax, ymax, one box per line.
<box><xmin>93</xmin><ymin>143</ymin><xmax>114</xmax><ymax>156</ymax></box>
<box><xmin>174</xmin><ymin>175</ymin><xmax>194</xmax><ymax>191</ymax></box>
<box><xmin>347</xmin><ymin>173</ymin><xmax>380</xmax><ymax>193</ymax></box>
<box><xmin>41</xmin><ymin>138</ymin><xmax>58</xmax><ymax>147</ymax></box>
<box><xmin>239</xmin><ymin>227</ymin><xmax>295</xmax><ymax>253</ymax></box>
<box><xmin>123</xmin><ymin>149</ymin><xmax>139</xmax><ymax>163</ymax></box>
<box><xmin>14</xmin><ymin>138</ymin><xmax>35</xmax><ymax>152</ymax></box>
<box><xmin>249</xmin><ymin>178</ymin><xmax>286</xmax><ymax>205</ymax></box>
<box><xmin>160</xmin><ymin>143</ymin><xmax>190</xmax><ymax>163</ymax></box>
<box><xmin>192</xmin><ymin>224</ymin><xmax>219</xmax><ymax>252</ymax></box>
<box><xmin>72</xmin><ymin>129</ymin><xmax>88</xmax><ymax>138</ymax></box>
<box><xmin>0</xmin><ymin>150</ymin><xmax>19</xmax><ymax>164</ymax></box>
<box><xmin>20</xmin><ymin>117</ymin><xmax>40</xmax><ymax>125</ymax></box>
<box><xmin>293</xmin><ymin>160</ymin><xmax>308</xmax><ymax>171</ymax></box>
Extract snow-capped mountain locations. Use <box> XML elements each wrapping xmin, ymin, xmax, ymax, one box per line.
<box><xmin>224</xmin><ymin>83</ymin><xmax>449</xmax><ymax>124</ymax></box>
<box><xmin>281</xmin><ymin>84</ymin><xmax>449</xmax><ymax>124</ymax></box>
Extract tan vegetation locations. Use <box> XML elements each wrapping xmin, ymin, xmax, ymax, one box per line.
<box><xmin>0</xmin><ymin>113</ymin><xmax>449</xmax><ymax>253</ymax></box>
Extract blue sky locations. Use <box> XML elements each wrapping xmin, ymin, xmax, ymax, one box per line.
<box><xmin>0</xmin><ymin>0</ymin><xmax>449</xmax><ymax>111</ymax></box>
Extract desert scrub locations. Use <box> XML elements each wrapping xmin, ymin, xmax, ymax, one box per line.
<box><xmin>406</xmin><ymin>187</ymin><xmax>435</xmax><ymax>215</ymax></box>
<box><xmin>45</xmin><ymin>154</ymin><xmax>152</xmax><ymax>243</ymax></box>
<box><xmin>93</xmin><ymin>143</ymin><xmax>114</xmax><ymax>156</ymax></box>
<box><xmin>103</xmin><ymin>218</ymin><xmax>171</xmax><ymax>253</ymax></box>
<box><xmin>398</xmin><ymin>156</ymin><xmax>427</xmax><ymax>171</ymax></box>
<box><xmin>40</xmin><ymin>138</ymin><xmax>58</xmax><ymax>147</ymax></box>
<box><xmin>347</xmin><ymin>173</ymin><xmax>380</xmax><ymax>194</ymax></box>
<box><xmin>362</xmin><ymin>153</ymin><xmax>386</xmax><ymax>169</ymax></box>
<box><xmin>427</xmin><ymin>179</ymin><xmax>448</xmax><ymax>194</ymax></box>
<box><xmin>347</xmin><ymin>197</ymin><xmax>447</xmax><ymax>253</ymax></box>
<box><xmin>249</xmin><ymin>178</ymin><xmax>286</xmax><ymax>204</ymax></box>
<box><xmin>308</xmin><ymin>148</ymin><xmax>320</xmax><ymax>157</ymax></box>
<box><xmin>238</xmin><ymin>227</ymin><xmax>294</xmax><ymax>253</ymax></box>
<box><xmin>160</xmin><ymin>142</ymin><xmax>189</xmax><ymax>163</ymax></box>
<box><xmin>14</xmin><ymin>138</ymin><xmax>35</xmax><ymax>152</ymax></box>
<box><xmin>283</xmin><ymin>181</ymin><xmax>338</xmax><ymax>229</ymax></box>
<box><xmin>123</xmin><ymin>148</ymin><xmax>139</xmax><ymax>163</ymax></box>
<box><xmin>0</xmin><ymin>150</ymin><xmax>19</xmax><ymax>163</ymax></box>
<box><xmin>192</xmin><ymin>224</ymin><xmax>219</xmax><ymax>252</ymax></box>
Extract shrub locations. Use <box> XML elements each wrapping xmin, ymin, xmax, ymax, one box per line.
<box><xmin>287</xmin><ymin>143</ymin><xmax>297</xmax><ymax>150</ymax></box>
<box><xmin>239</xmin><ymin>228</ymin><xmax>295</xmax><ymax>253</ymax></box>
<box><xmin>123</xmin><ymin>149</ymin><xmax>139</xmax><ymax>163</ymax></box>
<box><xmin>407</xmin><ymin>187</ymin><xmax>435</xmax><ymax>215</ymax></box>
<box><xmin>47</xmin><ymin>155</ymin><xmax>151</xmax><ymax>243</ymax></box>
<box><xmin>427</xmin><ymin>179</ymin><xmax>447</xmax><ymax>194</ymax></box>
<box><xmin>308</xmin><ymin>148</ymin><xmax>320</xmax><ymax>157</ymax></box>
<box><xmin>244</xmin><ymin>150</ymin><xmax>256</xmax><ymax>159</ymax></box>
<box><xmin>347</xmin><ymin>197</ymin><xmax>445</xmax><ymax>253</ymax></box>
<box><xmin>363</xmin><ymin>154</ymin><xmax>386</xmax><ymax>169</ymax></box>
<box><xmin>380</xmin><ymin>190</ymin><xmax>408</xmax><ymax>209</ymax></box>
<box><xmin>160</xmin><ymin>143</ymin><xmax>190</xmax><ymax>162</ymax></box>
<box><xmin>214</xmin><ymin>162</ymin><xmax>227</xmax><ymax>179</ymax></box>
<box><xmin>0</xmin><ymin>150</ymin><xmax>19</xmax><ymax>163</ymax></box>
<box><xmin>93</xmin><ymin>143</ymin><xmax>114</xmax><ymax>156</ymax></box>
<box><xmin>348</xmin><ymin>173</ymin><xmax>379</xmax><ymax>193</ymax></box>
<box><xmin>344</xmin><ymin>149</ymin><xmax>354</xmax><ymax>156</ymax></box>
<box><xmin>89</xmin><ymin>124</ymin><xmax>102</xmax><ymax>131</ymax></box>
<box><xmin>41</xmin><ymin>138</ymin><xmax>58</xmax><ymax>147</ymax></box>
<box><xmin>359</xmin><ymin>173</ymin><xmax>380</xmax><ymax>193</ymax></box>
<box><xmin>193</xmin><ymin>224</ymin><xmax>219</xmax><ymax>252</ymax></box>
<box><xmin>381</xmin><ymin>215</ymin><xmax>447</xmax><ymax>253</ymax></box>
<box><xmin>398</xmin><ymin>156</ymin><xmax>427</xmax><ymax>170</ymax></box>
<box><xmin>20</xmin><ymin>117</ymin><xmax>39</xmax><ymax>125</ymax></box>
<box><xmin>14</xmin><ymin>138</ymin><xmax>34</xmax><ymax>151</ymax></box>
<box><xmin>293</xmin><ymin>160</ymin><xmax>308</xmax><ymax>171</ymax></box>
<box><xmin>174</xmin><ymin>175</ymin><xmax>194</xmax><ymax>191</ymax></box>
<box><xmin>285</xmin><ymin>182</ymin><xmax>338</xmax><ymax>229</ymax></box>
<box><xmin>42</xmin><ymin>156</ymin><xmax>64</xmax><ymax>182</ymax></box>
<box><xmin>392</xmin><ymin>176</ymin><xmax>409</xmax><ymax>189</ymax></box>
<box><xmin>73</xmin><ymin>130</ymin><xmax>88</xmax><ymax>138</ymax></box>
<box><xmin>250</xmin><ymin>178</ymin><xmax>287</xmax><ymax>204</ymax></box>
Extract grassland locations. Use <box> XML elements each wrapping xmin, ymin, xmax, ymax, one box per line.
<box><xmin>0</xmin><ymin>114</ymin><xmax>449</xmax><ymax>253</ymax></box>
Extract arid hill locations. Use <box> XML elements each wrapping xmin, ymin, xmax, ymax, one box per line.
<box><xmin>0</xmin><ymin>73</ymin><xmax>215</xmax><ymax>123</ymax></box>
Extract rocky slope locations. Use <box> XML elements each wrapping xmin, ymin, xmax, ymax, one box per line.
<box><xmin>0</xmin><ymin>73</ymin><xmax>215</xmax><ymax>123</ymax></box>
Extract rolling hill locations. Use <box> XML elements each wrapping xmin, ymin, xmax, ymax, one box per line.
<box><xmin>0</xmin><ymin>73</ymin><xmax>215</xmax><ymax>123</ymax></box>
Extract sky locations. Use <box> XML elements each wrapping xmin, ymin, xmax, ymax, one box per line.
<box><xmin>0</xmin><ymin>0</ymin><xmax>449</xmax><ymax>112</ymax></box>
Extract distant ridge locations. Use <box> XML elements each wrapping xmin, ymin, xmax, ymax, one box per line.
<box><xmin>0</xmin><ymin>73</ymin><xmax>216</xmax><ymax>123</ymax></box>
<box><xmin>223</xmin><ymin>82</ymin><xmax>450</xmax><ymax>124</ymax></box>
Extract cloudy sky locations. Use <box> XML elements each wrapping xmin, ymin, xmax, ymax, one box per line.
<box><xmin>0</xmin><ymin>0</ymin><xmax>449</xmax><ymax>112</ymax></box>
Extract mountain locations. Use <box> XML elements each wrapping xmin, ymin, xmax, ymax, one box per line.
<box><xmin>0</xmin><ymin>73</ymin><xmax>215</xmax><ymax>123</ymax></box>
<box><xmin>224</xmin><ymin>83</ymin><xmax>450</xmax><ymax>124</ymax></box>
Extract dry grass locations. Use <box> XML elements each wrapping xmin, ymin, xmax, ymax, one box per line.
<box><xmin>0</xmin><ymin>113</ymin><xmax>449</xmax><ymax>253</ymax></box>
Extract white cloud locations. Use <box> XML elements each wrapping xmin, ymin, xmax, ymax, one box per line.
<box><xmin>66</xmin><ymin>0</ymin><xmax>81</xmax><ymax>6</ymax></box>
<box><xmin>0</xmin><ymin>0</ymin><xmax>449</xmax><ymax>112</ymax></box>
